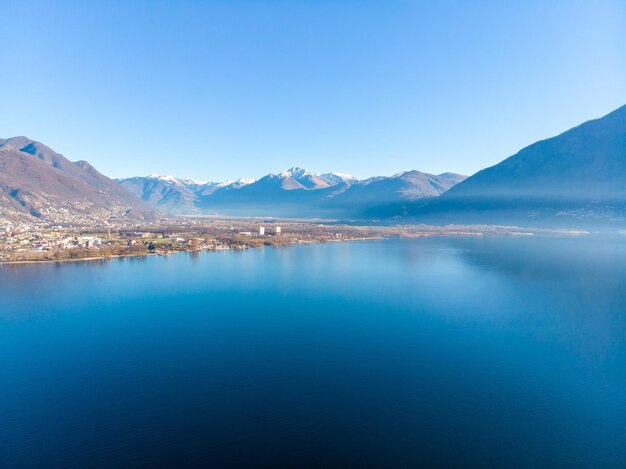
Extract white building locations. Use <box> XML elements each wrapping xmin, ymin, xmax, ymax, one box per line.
<box><xmin>275</xmin><ymin>226</ymin><xmax>281</xmax><ymax>235</ymax></box>
<box><xmin>80</xmin><ymin>236</ymin><xmax>97</xmax><ymax>247</ymax></box>
<box><xmin>259</xmin><ymin>226</ymin><xmax>265</xmax><ymax>236</ymax></box>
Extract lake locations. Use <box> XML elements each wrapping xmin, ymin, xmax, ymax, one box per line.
<box><xmin>1</xmin><ymin>236</ymin><xmax>625</xmax><ymax>467</ymax></box>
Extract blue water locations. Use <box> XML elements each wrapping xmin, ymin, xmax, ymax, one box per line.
<box><xmin>1</xmin><ymin>236</ymin><xmax>625</xmax><ymax>467</ymax></box>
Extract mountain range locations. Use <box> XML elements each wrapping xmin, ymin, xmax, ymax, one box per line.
<box><xmin>2</xmin><ymin>103</ymin><xmax>626</xmax><ymax>226</ymax></box>
<box><xmin>0</xmin><ymin>137</ymin><xmax>466</xmax><ymax>223</ymax></box>
<box><xmin>117</xmin><ymin>168</ymin><xmax>466</xmax><ymax>217</ymax></box>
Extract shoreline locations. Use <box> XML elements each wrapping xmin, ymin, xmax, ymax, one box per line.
<box><xmin>0</xmin><ymin>236</ymin><xmax>384</xmax><ymax>267</ymax></box>
<box><xmin>0</xmin><ymin>229</ymin><xmax>589</xmax><ymax>267</ymax></box>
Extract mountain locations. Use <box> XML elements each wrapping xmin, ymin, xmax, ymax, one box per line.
<box><xmin>124</xmin><ymin>167</ymin><xmax>465</xmax><ymax>217</ymax></box>
<box><xmin>0</xmin><ymin>137</ymin><xmax>150</xmax><ymax>225</ymax></box>
<box><xmin>118</xmin><ymin>174</ymin><xmax>201</xmax><ymax>214</ymax></box>
<box><xmin>280</xmin><ymin>167</ymin><xmax>332</xmax><ymax>190</ymax></box>
<box><xmin>398</xmin><ymin>104</ymin><xmax>626</xmax><ymax>226</ymax></box>
<box><xmin>319</xmin><ymin>172</ymin><xmax>360</xmax><ymax>186</ymax></box>
<box><xmin>446</xmin><ymin>105</ymin><xmax>626</xmax><ymax>202</ymax></box>
<box><xmin>331</xmin><ymin>170</ymin><xmax>466</xmax><ymax>206</ymax></box>
<box><xmin>117</xmin><ymin>175</ymin><xmax>258</xmax><ymax>213</ymax></box>
<box><xmin>197</xmin><ymin>178</ymin><xmax>256</xmax><ymax>196</ymax></box>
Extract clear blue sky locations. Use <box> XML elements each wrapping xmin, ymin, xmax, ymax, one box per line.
<box><xmin>1</xmin><ymin>0</ymin><xmax>625</xmax><ymax>181</ymax></box>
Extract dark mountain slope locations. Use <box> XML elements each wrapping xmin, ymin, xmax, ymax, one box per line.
<box><xmin>394</xmin><ymin>104</ymin><xmax>626</xmax><ymax>227</ymax></box>
<box><xmin>445</xmin><ymin>105</ymin><xmax>626</xmax><ymax>202</ymax></box>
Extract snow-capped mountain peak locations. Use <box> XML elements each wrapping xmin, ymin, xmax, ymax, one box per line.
<box><xmin>146</xmin><ymin>174</ymin><xmax>213</xmax><ymax>187</ymax></box>
<box><xmin>148</xmin><ymin>173</ymin><xmax>179</xmax><ymax>182</ymax></box>
<box><xmin>235</xmin><ymin>177</ymin><xmax>256</xmax><ymax>185</ymax></box>
<box><xmin>216</xmin><ymin>179</ymin><xmax>235</xmax><ymax>188</ymax></box>
<box><xmin>180</xmin><ymin>177</ymin><xmax>208</xmax><ymax>186</ymax></box>
<box><xmin>146</xmin><ymin>174</ymin><xmax>192</xmax><ymax>188</ymax></box>
<box><xmin>279</xmin><ymin>167</ymin><xmax>312</xmax><ymax>179</ymax></box>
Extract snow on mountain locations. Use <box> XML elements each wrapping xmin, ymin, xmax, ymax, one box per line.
<box><xmin>275</xmin><ymin>167</ymin><xmax>331</xmax><ymax>190</ymax></box>
<box><xmin>180</xmin><ymin>177</ymin><xmax>209</xmax><ymax>186</ymax></box>
<box><xmin>279</xmin><ymin>167</ymin><xmax>311</xmax><ymax>179</ymax></box>
<box><xmin>319</xmin><ymin>172</ymin><xmax>360</xmax><ymax>185</ymax></box>
<box><xmin>118</xmin><ymin>166</ymin><xmax>467</xmax><ymax>216</ymax></box>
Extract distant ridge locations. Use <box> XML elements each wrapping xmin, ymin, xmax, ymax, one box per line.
<box><xmin>118</xmin><ymin>168</ymin><xmax>466</xmax><ymax>217</ymax></box>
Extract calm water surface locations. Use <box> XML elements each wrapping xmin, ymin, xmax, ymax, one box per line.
<box><xmin>1</xmin><ymin>236</ymin><xmax>625</xmax><ymax>467</ymax></box>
